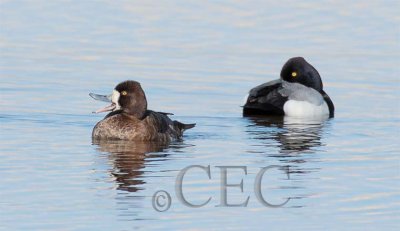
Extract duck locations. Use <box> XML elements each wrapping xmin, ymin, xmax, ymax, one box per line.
<box><xmin>243</xmin><ymin>57</ymin><xmax>334</xmax><ymax>118</ymax></box>
<box><xmin>90</xmin><ymin>80</ymin><xmax>195</xmax><ymax>141</ymax></box>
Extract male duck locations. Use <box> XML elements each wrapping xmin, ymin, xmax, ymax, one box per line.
<box><xmin>243</xmin><ymin>57</ymin><xmax>334</xmax><ymax>118</ymax></box>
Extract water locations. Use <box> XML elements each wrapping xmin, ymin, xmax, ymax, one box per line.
<box><xmin>1</xmin><ymin>1</ymin><xmax>399</xmax><ymax>230</ymax></box>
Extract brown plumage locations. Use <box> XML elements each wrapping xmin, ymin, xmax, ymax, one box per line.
<box><xmin>90</xmin><ymin>80</ymin><xmax>195</xmax><ymax>141</ymax></box>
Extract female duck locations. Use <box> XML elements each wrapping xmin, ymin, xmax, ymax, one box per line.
<box><xmin>90</xmin><ymin>80</ymin><xmax>195</xmax><ymax>141</ymax></box>
<box><xmin>243</xmin><ymin>57</ymin><xmax>334</xmax><ymax>118</ymax></box>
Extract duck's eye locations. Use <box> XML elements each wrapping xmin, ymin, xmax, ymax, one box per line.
<box><xmin>121</xmin><ymin>91</ymin><xmax>127</xmax><ymax>96</ymax></box>
<box><xmin>291</xmin><ymin>71</ymin><xmax>298</xmax><ymax>77</ymax></box>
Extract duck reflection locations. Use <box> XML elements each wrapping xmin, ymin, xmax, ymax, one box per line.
<box><xmin>93</xmin><ymin>139</ymin><xmax>170</xmax><ymax>192</ymax></box>
<box><xmin>246</xmin><ymin>116</ymin><xmax>330</xmax><ymax>155</ymax></box>
<box><xmin>245</xmin><ymin>116</ymin><xmax>331</xmax><ymax>208</ymax></box>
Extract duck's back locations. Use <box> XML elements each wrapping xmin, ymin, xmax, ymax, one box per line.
<box><xmin>92</xmin><ymin>111</ymin><xmax>192</xmax><ymax>141</ymax></box>
<box><xmin>243</xmin><ymin>79</ymin><xmax>287</xmax><ymax>116</ymax></box>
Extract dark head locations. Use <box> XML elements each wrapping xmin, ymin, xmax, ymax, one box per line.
<box><xmin>280</xmin><ymin>57</ymin><xmax>323</xmax><ymax>91</ymax></box>
<box><xmin>90</xmin><ymin>80</ymin><xmax>148</xmax><ymax>118</ymax></box>
<box><xmin>113</xmin><ymin>80</ymin><xmax>148</xmax><ymax>119</ymax></box>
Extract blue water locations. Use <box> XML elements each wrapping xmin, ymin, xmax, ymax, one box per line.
<box><xmin>1</xmin><ymin>1</ymin><xmax>399</xmax><ymax>230</ymax></box>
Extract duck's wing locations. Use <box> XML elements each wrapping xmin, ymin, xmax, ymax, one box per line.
<box><xmin>243</xmin><ymin>79</ymin><xmax>287</xmax><ymax>116</ymax></box>
<box><xmin>146</xmin><ymin>111</ymin><xmax>171</xmax><ymax>134</ymax></box>
<box><xmin>157</xmin><ymin>111</ymin><xmax>174</xmax><ymax>116</ymax></box>
<box><xmin>147</xmin><ymin>111</ymin><xmax>195</xmax><ymax>138</ymax></box>
<box><xmin>278</xmin><ymin>81</ymin><xmax>325</xmax><ymax>105</ymax></box>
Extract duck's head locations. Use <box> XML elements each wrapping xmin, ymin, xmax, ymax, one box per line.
<box><xmin>280</xmin><ymin>57</ymin><xmax>323</xmax><ymax>92</ymax></box>
<box><xmin>90</xmin><ymin>80</ymin><xmax>148</xmax><ymax>119</ymax></box>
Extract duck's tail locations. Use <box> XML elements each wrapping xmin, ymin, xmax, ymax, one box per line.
<box><xmin>174</xmin><ymin>121</ymin><xmax>196</xmax><ymax>134</ymax></box>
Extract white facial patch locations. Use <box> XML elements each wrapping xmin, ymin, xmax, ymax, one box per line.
<box><xmin>111</xmin><ymin>90</ymin><xmax>121</xmax><ymax>110</ymax></box>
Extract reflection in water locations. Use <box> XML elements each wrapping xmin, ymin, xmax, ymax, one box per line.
<box><xmin>245</xmin><ymin>116</ymin><xmax>331</xmax><ymax>207</ymax></box>
<box><xmin>246</xmin><ymin>116</ymin><xmax>330</xmax><ymax>155</ymax></box>
<box><xmin>92</xmin><ymin>139</ymin><xmax>173</xmax><ymax>219</ymax></box>
<box><xmin>93</xmin><ymin>139</ymin><xmax>170</xmax><ymax>192</ymax></box>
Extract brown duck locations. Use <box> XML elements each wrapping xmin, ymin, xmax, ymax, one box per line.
<box><xmin>90</xmin><ymin>80</ymin><xmax>195</xmax><ymax>141</ymax></box>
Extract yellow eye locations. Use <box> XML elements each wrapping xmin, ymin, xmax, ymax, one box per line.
<box><xmin>121</xmin><ymin>91</ymin><xmax>127</xmax><ymax>96</ymax></box>
<box><xmin>291</xmin><ymin>71</ymin><xmax>297</xmax><ymax>77</ymax></box>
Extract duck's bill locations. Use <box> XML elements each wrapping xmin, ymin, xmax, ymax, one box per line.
<box><xmin>89</xmin><ymin>93</ymin><xmax>112</xmax><ymax>102</ymax></box>
<box><xmin>89</xmin><ymin>93</ymin><xmax>116</xmax><ymax>113</ymax></box>
<box><xmin>93</xmin><ymin>103</ymin><xmax>116</xmax><ymax>114</ymax></box>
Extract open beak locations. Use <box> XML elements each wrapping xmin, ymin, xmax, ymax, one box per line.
<box><xmin>89</xmin><ymin>92</ymin><xmax>118</xmax><ymax>113</ymax></box>
<box><xmin>89</xmin><ymin>93</ymin><xmax>112</xmax><ymax>102</ymax></box>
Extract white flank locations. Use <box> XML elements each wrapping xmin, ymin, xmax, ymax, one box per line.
<box><xmin>283</xmin><ymin>100</ymin><xmax>329</xmax><ymax>118</ymax></box>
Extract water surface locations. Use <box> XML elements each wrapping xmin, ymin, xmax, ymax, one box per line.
<box><xmin>1</xmin><ymin>1</ymin><xmax>399</xmax><ymax>230</ymax></box>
